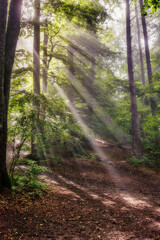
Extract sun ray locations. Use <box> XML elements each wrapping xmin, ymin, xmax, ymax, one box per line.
<box><xmin>54</xmin><ymin>83</ymin><xmax>125</xmax><ymax>193</ymax></box>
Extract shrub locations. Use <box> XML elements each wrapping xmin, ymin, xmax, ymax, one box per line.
<box><xmin>12</xmin><ymin>159</ymin><xmax>47</xmax><ymax>197</ymax></box>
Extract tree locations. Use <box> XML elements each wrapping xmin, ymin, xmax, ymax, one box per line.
<box><xmin>41</xmin><ymin>30</ymin><xmax>48</xmax><ymax>120</ymax></box>
<box><xmin>0</xmin><ymin>0</ymin><xmax>23</xmax><ymax>192</ymax></box>
<box><xmin>67</xmin><ymin>44</ymin><xmax>75</xmax><ymax>106</ymax></box>
<box><xmin>139</xmin><ymin>0</ymin><xmax>157</xmax><ymax>114</ymax></box>
<box><xmin>139</xmin><ymin>0</ymin><xmax>152</xmax><ymax>85</ymax></box>
<box><xmin>0</xmin><ymin>0</ymin><xmax>9</xmax><ymax>192</ymax></box>
<box><xmin>126</xmin><ymin>0</ymin><xmax>142</xmax><ymax>156</ymax></box>
<box><xmin>33</xmin><ymin>0</ymin><xmax>40</xmax><ymax>95</ymax></box>
<box><xmin>31</xmin><ymin>0</ymin><xmax>41</xmax><ymax>160</ymax></box>
<box><xmin>42</xmin><ymin>30</ymin><xmax>48</xmax><ymax>96</ymax></box>
<box><xmin>135</xmin><ymin>1</ymin><xmax>146</xmax><ymax>86</ymax></box>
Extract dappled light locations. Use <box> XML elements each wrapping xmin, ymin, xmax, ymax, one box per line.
<box><xmin>121</xmin><ymin>193</ymin><xmax>151</xmax><ymax>209</ymax></box>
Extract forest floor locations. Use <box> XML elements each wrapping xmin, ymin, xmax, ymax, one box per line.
<box><xmin>0</xmin><ymin>140</ymin><xmax>160</xmax><ymax>240</ymax></box>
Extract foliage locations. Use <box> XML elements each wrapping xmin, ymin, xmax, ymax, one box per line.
<box><xmin>8</xmin><ymin>81</ymin><xmax>87</xmax><ymax>164</ymax></box>
<box><xmin>90</xmin><ymin>154</ymin><xmax>101</xmax><ymax>162</ymax></box>
<box><xmin>6</xmin><ymin>0</ymin><xmax>160</xmax><ymax>174</ymax></box>
<box><xmin>143</xmin><ymin>0</ymin><xmax>160</xmax><ymax>14</ymax></box>
<box><xmin>128</xmin><ymin>154</ymin><xmax>154</xmax><ymax>167</ymax></box>
<box><xmin>52</xmin><ymin>0</ymin><xmax>106</xmax><ymax>29</ymax></box>
<box><xmin>12</xmin><ymin>159</ymin><xmax>47</xmax><ymax>198</ymax></box>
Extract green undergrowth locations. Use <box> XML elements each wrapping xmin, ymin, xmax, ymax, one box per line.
<box><xmin>128</xmin><ymin>153</ymin><xmax>160</xmax><ymax>172</ymax></box>
<box><xmin>90</xmin><ymin>153</ymin><xmax>101</xmax><ymax>163</ymax></box>
<box><xmin>11</xmin><ymin>158</ymin><xmax>48</xmax><ymax>198</ymax></box>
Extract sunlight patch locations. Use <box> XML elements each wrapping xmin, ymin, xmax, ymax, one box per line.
<box><xmin>101</xmin><ymin>199</ymin><xmax>115</xmax><ymax>206</ymax></box>
<box><xmin>121</xmin><ymin>194</ymin><xmax>151</xmax><ymax>208</ymax></box>
<box><xmin>148</xmin><ymin>221</ymin><xmax>160</xmax><ymax>231</ymax></box>
<box><xmin>41</xmin><ymin>175</ymin><xmax>59</xmax><ymax>186</ymax></box>
<box><xmin>90</xmin><ymin>193</ymin><xmax>99</xmax><ymax>200</ymax></box>
<box><xmin>155</xmin><ymin>207</ymin><xmax>160</xmax><ymax>214</ymax></box>
<box><xmin>106</xmin><ymin>230</ymin><xmax>135</xmax><ymax>240</ymax></box>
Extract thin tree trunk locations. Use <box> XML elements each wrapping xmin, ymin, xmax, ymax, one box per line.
<box><xmin>67</xmin><ymin>45</ymin><xmax>75</xmax><ymax>105</ymax></box>
<box><xmin>40</xmin><ymin>31</ymin><xmax>48</xmax><ymax>120</ymax></box>
<box><xmin>42</xmin><ymin>31</ymin><xmax>48</xmax><ymax>95</ymax></box>
<box><xmin>33</xmin><ymin>0</ymin><xmax>40</xmax><ymax>95</ymax></box>
<box><xmin>135</xmin><ymin>1</ymin><xmax>147</xmax><ymax>139</ymax></box>
<box><xmin>135</xmin><ymin>1</ymin><xmax>145</xmax><ymax>86</ymax></box>
<box><xmin>126</xmin><ymin>0</ymin><xmax>142</xmax><ymax>156</ymax></box>
<box><xmin>88</xmin><ymin>55</ymin><xmax>96</xmax><ymax>117</ymax></box>
<box><xmin>139</xmin><ymin>0</ymin><xmax>157</xmax><ymax>114</ymax></box>
<box><xmin>31</xmin><ymin>0</ymin><xmax>40</xmax><ymax>158</ymax></box>
<box><xmin>32</xmin><ymin>0</ymin><xmax>45</xmax><ymax>160</ymax></box>
<box><xmin>139</xmin><ymin>0</ymin><xmax>152</xmax><ymax>84</ymax></box>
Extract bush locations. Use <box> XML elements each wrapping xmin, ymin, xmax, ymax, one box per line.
<box><xmin>12</xmin><ymin>159</ymin><xmax>47</xmax><ymax>197</ymax></box>
<box><xmin>128</xmin><ymin>154</ymin><xmax>155</xmax><ymax>168</ymax></box>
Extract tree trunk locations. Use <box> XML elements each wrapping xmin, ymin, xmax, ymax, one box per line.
<box><xmin>42</xmin><ymin>31</ymin><xmax>48</xmax><ymax>95</ymax></box>
<box><xmin>31</xmin><ymin>0</ymin><xmax>45</xmax><ymax>160</ymax></box>
<box><xmin>88</xmin><ymin>55</ymin><xmax>96</xmax><ymax>117</ymax></box>
<box><xmin>126</xmin><ymin>0</ymin><xmax>142</xmax><ymax>156</ymax></box>
<box><xmin>139</xmin><ymin>0</ymin><xmax>152</xmax><ymax>84</ymax></box>
<box><xmin>135</xmin><ymin>1</ymin><xmax>147</xmax><ymax>139</ymax></box>
<box><xmin>0</xmin><ymin>0</ymin><xmax>9</xmax><ymax>192</ymax></box>
<box><xmin>67</xmin><ymin>45</ymin><xmax>75</xmax><ymax>105</ymax></box>
<box><xmin>40</xmin><ymin>31</ymin><xmax>48</xmax><ymax>120</ymax></box>
<box><xmin>0</xmin><ymin>0</ymin><xmax>23</xmax><ymax>192</ymax></box>
<box><xmin>139</xmin><ymin>0</ymin><xmax>157</xmax><ymax>114</ymax></box>
<box><xmin>33</xmin><ymin>0</ymin><xmax>40</xmax><ymax>95</ymax></box>
<box><xmin>135</xmin><ymin>1</ymin><xmax>145</xmax><ymax>86</ymax></box>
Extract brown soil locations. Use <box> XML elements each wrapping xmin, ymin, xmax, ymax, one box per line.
<box><xmin>0</xmin><ymin>141</ymin><xmax>160</xmax><ymax>240</ymax></box>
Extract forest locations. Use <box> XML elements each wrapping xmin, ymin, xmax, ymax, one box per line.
<box><xmin>0</xmin><ymin>0</ymin><xmax>160</xmax><ymax>239</ymax></box>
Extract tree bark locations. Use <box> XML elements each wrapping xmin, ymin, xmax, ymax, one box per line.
<box><xmin>139</xmin><ymin>0</ymin><xmax>157</xmax><ymax>114</ymax></box>
<box><xmin>135</xmin><ymin>1</ymin><xmax>145</xmax><ymax>86</ymax></box>
<box><xmin>42</xmin><ymin>31</ymin><xmax>48</xmax><ymax>95</ymax></box>
<box><xmin>0</xmin><ymin>0</ymin><xmax>9</xmax><ymax>192</ymax></box>
<box><xmin>31</xmin><ymin>0</ymin><xmax>44</xmax><ymax>160</ymax></box>
<box><xmin>67</xmin><ymin>45</ymin><xmax>75</xmax><ymax>105</ymax></box>
<box><xmin>0</xmin><ymin>0</ymin><xmax>23</xmax><ymax>192</ymax></box>
<box><xmin>33</xmin><ymin>0</ymin><xmax>40</xmax><ymax>95</ymax></box>
<box><xmin>40</xmin><ymin>31</ymin><xmax>48</xmax><ymax>120</ymax></box>
<box><xmin>126</xmin><ymin>0</ymin><xmax>142</xmax><ymax>156</ymax></box>
<box><xmin>139</xmin><ymin>0</ymin><xmax>152</xmax><ymax>84</ymax></box>
<box><xmin>88</xmin><ymin>55</ymin><xmax>96</xmax><ymax>117</ymax></box>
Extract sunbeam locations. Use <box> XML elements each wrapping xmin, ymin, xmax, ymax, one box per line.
<box><xmin>54</xmin><ymin>83</ymin><xmax>125</xmax><ymax>193</ymax></box>
<box><xmin>66</xmin><ymin>67</ymin><xmax>130</xmax><ymax>144</ymax></box>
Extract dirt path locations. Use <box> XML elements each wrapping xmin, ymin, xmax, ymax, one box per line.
<box><xmin>0</xmin><ymin>142</ymin><xmax>160</xmax><ymax>239</ymax></box>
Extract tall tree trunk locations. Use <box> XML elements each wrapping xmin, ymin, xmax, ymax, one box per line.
<box><xmin>0</xmin><ymin>0</ymin><xmax>9</xmax><ymax>192</ymax></box>
<box><xmin>67</xmin><ymin>45</ymin><xmax>75</xmax><ymax>105</ymax></box>
<box><xmin>40</xmin><ymin>30</ymin><xmax>48</xmax><ymax>120</ymax></box>
<box><xmin>135</xmin><ymin>1</ymin><xmax>146</xmax><ymax>139</ymax></box>
<box><xmin>139</xmin><ymin>0</ymin><xmax>152</xmax><ymax>84</ymax></box>
<box><xmin>0</xmin><ymin>0</ymin><xmax>23</xmax><ymax>192</ymax></box>
<box><xmin>126</xmin><ymin>0</ymin><xmax>142</xmax><ymax>156</ymax></box>
<box><xmin>33</xmin><ymin>0</ymin><xmax>40</xmax><ymax>95</ymax></box>
<box><xmin>31</xmin><ymin>0</ymin><xmax>45</xmax><ymax>160</ymax></box>
<box><xmin>88</xmin><ymin>55</ymin><xmax>96</xmax><ymax>117</ymax></box>
<box><xmin>42</xmin><ymin>31</ymin><xmax>48</xmax><ymax>95</ymax></box>
<box><xmin>135</xmin><ymin>1</ymin><xmax>145</xmax><ymax>86</ymax></box>
<box><xmin>139</xmin><ymin>0</ymin><xmax>157</xmax><ymax>114</ymax></box>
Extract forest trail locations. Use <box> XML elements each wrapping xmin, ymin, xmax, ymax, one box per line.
<box><xmin>1</xmin><ymin>141</ymin><xmax>160</xmax><ymax>240</ymax></box>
